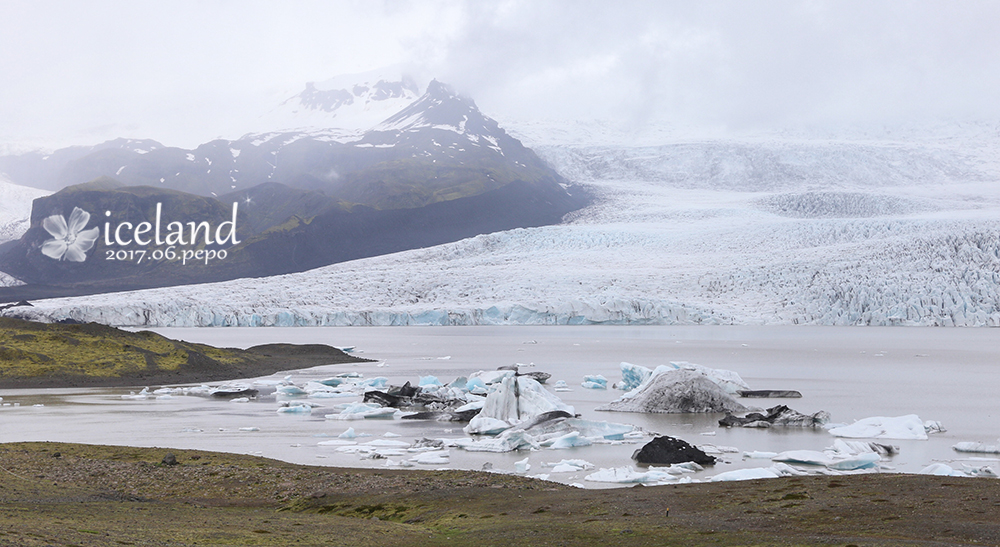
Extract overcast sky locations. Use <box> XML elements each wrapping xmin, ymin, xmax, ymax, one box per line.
<box><xmin>2</xmin><ymin>0</ymin><xmax>999</xmax><ymax>149</ymax></box>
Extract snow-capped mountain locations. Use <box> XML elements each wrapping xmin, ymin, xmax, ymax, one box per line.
<box><xmin>0</xmin><ymin>79</ymin><xmax>587</xmax><ymax>297</ymax></box>
<box><xmin>250</xmin><ymin>68</ymin><xmax>422</xmax><ymax>136</ymax></box>
<box><xmin>7</xmin><ymin>126</ymin><xmax>1000</xmax><ymax>327</ymax></box>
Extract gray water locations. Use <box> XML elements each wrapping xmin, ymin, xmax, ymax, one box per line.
<box><xmin>2</xmin><ymin>326</ymin><xmax>998</xmax><ymax>486</ymax></box>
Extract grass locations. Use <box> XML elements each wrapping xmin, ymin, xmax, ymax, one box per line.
<box><xmin>1</xmin><ymin>442</ymin><xmax>998</xmax><ymax>546</ymax></box>
<box><xmin>0</xmin><ymin>317</ymin><xmax>368</xmax><ymax>387</ymax></box>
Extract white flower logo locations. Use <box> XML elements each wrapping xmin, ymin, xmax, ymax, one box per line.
<box><xmin>40</xmin><ymin>207</ymin><xmax>100</xmax><ymax>262</ymax></box>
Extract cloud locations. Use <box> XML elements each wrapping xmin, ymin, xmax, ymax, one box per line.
<box><xmin>2</xmin><ymin>0</ymin><xmax>1000</xmax><ymax>148</ymax></box>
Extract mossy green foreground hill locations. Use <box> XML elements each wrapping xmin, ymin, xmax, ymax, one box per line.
<box><xmin>1</xmin><ymin>442</ymin><xmax>998</xmax><ymax>546</ymax></box>
<box><xmin>0</xmin><ymin>317</ymin><xmax>367</xmax><ymax>387</ymax></box>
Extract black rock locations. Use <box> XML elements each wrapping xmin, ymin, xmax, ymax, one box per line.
<box><xmin>162</xmin><ymin>453</ymin><xmax>178</xmax><ymax>466</ymax></box>
<box><xmin>631</xmin><ymin>436</ymin><xmax>716</xmax><ymax>466</ymax></box>
<box><xmin>737</xmin><ymin>390</ymin><xmax>803</xmax><ymax>398</ymax></box>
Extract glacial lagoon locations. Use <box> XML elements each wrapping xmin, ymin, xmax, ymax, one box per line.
<box><xmin>1</xmin><ymin>325</ymin><xmax>998</xmax><ymax>486</ymax></box>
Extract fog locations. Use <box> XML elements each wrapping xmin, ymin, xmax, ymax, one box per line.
<box><xmin>2</xmin><ymin>0</ymin><xmax>999</xmax><ymax>149</ymax></box>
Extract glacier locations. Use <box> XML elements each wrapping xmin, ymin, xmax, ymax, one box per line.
<box><xmin>3</xmin><ymin>125</ymin><xmax>1000</xmax><ymax>327</ymax></box>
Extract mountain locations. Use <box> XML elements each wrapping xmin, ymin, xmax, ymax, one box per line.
<box><xmin>7</xmin><ymin>128</ymin><xmax>999</xmax><ymax>327</ymax></box>
<box><xmin>0</xmin><ymin>81</ymin><xmax>572</xmax><ymax>209</ymax></box>
<box><xmin>251</xmin><ymin>68</ymin><xmax>422</xmax><ymax>135</ymax></box>
<box><xmin>0</xmin><ymin>78</ymin><xmax>588</xmax><ymax>299</ymax></box>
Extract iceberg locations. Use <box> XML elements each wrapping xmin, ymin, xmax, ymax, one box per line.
<box><xmin>828</xmin><ymin>415</ymin><xmax>937</xmax><ymax>440</ymax></box>
<box><xmin>581</xmin><ymin>375</ymin><xmax>608</xmax><ymax>389</ymax></box>
<box><xmin>597</xmin><ymin>369</ymin><xmax>750</xmax><ymax>414</ymax></box>
<box><xmin>615</xmin><ymin>362</ymin><xmax>652</xmax><ymax>391</ymax></box>
<box><xmin>543</xmin><ymin>431</ymin><xmax>592</xmax><ymax>449</ymax></box>
<box><xmin>953</xmin><ymin>441</ymin><xmax>1000</xmax><ymax>454</ymax></box>
<box><xmin>464</xmin><ymin>376</ymin><xmax>574</xmax><ymax>435</ymax></box>
<box><xmin>584</xmin><ymin>466</ymin><xmax>679</xmax><ymax>484</ymax></box>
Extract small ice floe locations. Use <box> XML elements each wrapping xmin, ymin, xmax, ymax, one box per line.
<box><xmin>828</xmin><ymin>415</ymin><xmax>942</xmax><ymax>440</ymax></box>
<box><xmin>210</xmin><ymin>384</ymin><xmax>258</xmax><ymax>399</ymax></box>
<box><xmin>325</xmin><ymin>402</ymin><xmax>399</xmax><ymax>420</ymax></box>
<box><xmin>230</xmin><ymin>397</ymin><xmax>250</xmax><ymax>403</ymax></box>
<box><xmin>121</xmin><ymin>388</ymin><xmax>150</xmax><ymax>400</ymax></box>
<box><xmin>181</xmin><ymin>428</ymin><xmax>203</xmax><ymax>433</ymax></box>
<box><xmin>32</xmin><ymin>404</ymin><xmax>44</xmax><ymax>407</ymax></box>
<box><xmin>317</xmin><ymin>439</ymin><xmax>357</xmax><ymax>447</ymax></box>
<box><xmin>584</xmin><ymin>466</ymin><xmax>683</xmax><ymax>485</ymax></box>
<box><xmin>383</xmin><ymin>431</ymin><xmax>402</xmax><ymax>438</ymax></box>
<box><xmin>514</xmin><ymin>457</ymin><xmax>531</xmax><ymax>473</ymax></box>
<box><xmin>363</xmin><ymin>439</ymin><xmax>411</xmax><ymax>448</ymax></box>
<box><xmin>921</xmin><ymin>462</ymin><xmax>998</xmax><ymax>478</ymax></box>
<box><xmin>238</xmin><ymin>427</ymin><xmax>260</xmax><ymax>432</ymax></box>
<box><xmin>953</xmin><ymin>441</ymin><xmax>1000</xmax><ymax>454</ymax></box>
<box><xmin>700</xmin><ymin>431</ymin><xmax>717</xmax><ymax>436</ymax></box>
<box><xmin>720</xmin><ymin>405</ymin><xmax>830</xmax><ymax>428</ymax></box>
<box><xmin>581</xmin><ymin>375</ymin><xmax>608</xmax><ymax>390</ymax></box>
<box><xmin>552</xmin><ymin>380</ymin><xmax>572</xmax><ymax>392</ymax></box>
<box><xmin>543</xmin><ymin>431</ymin><xmax>591</xmax><ymax>449</ymax></box>
<box><xmin>542</xmin><ymin>459</ymin><xmax>594</xmax><ymax>473</ymax></box>
<box><xmin>708</xmin><ymin>463</ymin><xmax>806</xmax><ymax>482</ymax></box>
<box><xmin>412</xmin><ymin>450</ymin><xmax>449</xmax><ymax>465</ymax></box>
<box><xmin>744</xmin><ymin>451</ymin><xmax>780</xmax><ymax>459</ymax></box>
<box><xmin>698</xmin><ymin>444</ymin><xmax>740</xmax><ymax>455</ymax></box>
<box><xmin>277</xmin><ymin>401</ymin><xmax>317</xmax><ymax>414</ymax></box>
<box><xmin>276</xmin><ymin>384</ymin><xmax>308</xmax><ymax>397</ymax></box>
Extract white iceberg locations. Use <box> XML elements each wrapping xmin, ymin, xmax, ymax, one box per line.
<box><xmin>828</xmin><ymin>415</ymin><xmax>937</xmax><ymax>440</ymax></box>
<box><xmin>464</xmin><ymin>376</ymin><xmax>574</xmax><ymax>435</ymax></box>
<box><xmin>953</xmin><ymin>441</ymin><xmax>1000</xmax><ymax>454</ymax></box>
<box><xmin>581</xmin><ymin>375</ymin><xmax>608</xmax><ymax>389</ymax></box>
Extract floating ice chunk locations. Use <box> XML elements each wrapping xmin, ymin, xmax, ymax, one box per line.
<box><xmin>616</xmin><ymin>362</ymin><xmax>653</xmax><ymax>391</ymax></box>
<box><xmin>383</xmin><ymin>431</ymin><xmax>402</xmax><ymax>438</ymax></box>
<box><xmin>465</xmin><ymin>377</ymin><xmax>488</xmax><ymax>394</ymax></box>
<box><xmin>317</xmin><ymin>439</ymin><xmax>357</xmax><ymax>446</ymax></box>
<box><xmin>773</xmin><ymin>450</ymin><xmax>835</xmax><ymax>467</ymax></box>
<box><xmin>363</xmin><ymin>439</ymin><xmax>411</xmax><ymax>448</ymax></box>
<box><xmin>543</xmin><ymin>459</ymin><xmax>594</xmax><ymax>471</ymax></box>
<box><xmin>709</xmin><ymin>467</ymin><xmax>783</xmax><ymax>481</ymax></box>
<box><xmin>238</xmin><ymin>427</ymin><xmax>260</xmax><ymax>432</ymax></box>
<box><xmin>829</xmin><ymin>415</ymin><xmax>934</xmax><ymax>440</ymax></box>
<box><xmin>121</xmin><ymin>388</ymin><xmax>150</xmax><ymax>400</ymax></box>
<box><xmin>744</xmin><ymin>451</ymin><xmax>780</xmax><ymax>459</ymax></box>
<box><xmin>276</xmin><ymin>385</ymin><xmax>308</xmax><ymax>396</ymax></box>
<box><xmin>230</xmin><ymin>397</ymin><xmax>250</xmax><ymax>403</ymax></box>
<box><xmin>419</xmin><ymin>375</ymin><xmax>442</xmax><ymax>387</ymax></box>
<box><xmin>699</xmin><ymin>444</ymin><xmax>740</xmax><ymax>454</ymax></box>
<box><xmin>581</xmin><ymin>375</ymin><xmax>608</xmax><ymax>389</ymax></box>
<box><xmin>448</xmin><ymin>376</ymin><xmax>468</xmax><ymax>390</ymax></box>
<box><xmin>963</xmin><ymin>465</ymin><xmax>998</xmax><ymax>478</ymax></box>
<box><xmin>920</xmin><ymin>463</ymin><xmax>965</xmax><ymax>476</ymax></box>
<box><xmin>514</xmin><ymin>457</ymin><xmax>531</xmax><ymax>473</ymax></box>
<box><xmin>598</xmin><ymin>369</ymin><xmax>749</xmax><ymax>414</ymax></box>
<box><xmin>552</xmin><ymin>380</ymin><xmax>572</xmax><ymax>392</ymax></box>
<box><xmin>339</xmin><ymin>428</ymin><xmax>358</xmax><ymax>438</ymax></box>
<box><xmin>827</xmin><ymin>452</ymin><xmax>880</xmax><ymax>471</ymax></box>
<box><xmin>464</xmin><ymin>376</ymin><xmax>573</xmax><ymax>435</ymax></box>
<box><xmin>277</xmin><ymin>404</ymin><xmax>312</xmax><ymax>414</ymax></box>
<box><xmin>954</xmin><ymin>441</ymin><xmax>1000</xmax><ymax>454</ymax></box>
<box><xmin>454</xmin><ymin>429</ymin><xmax>538</xmax><ymax>452</ymax></box>
<box><xmin>544</xmin><ymin>431</ymin><xmax>592</xmax><ymax>449</ymax></box>
<box><xmin>454</xmin><ymin>400</ymin><xmax>485</xmax><ymax>413</ymax></box>
<box><xmin>671</xmin><ymin>362</ymin><xmax>751</xmax><ymax>394</ymax></box>
<box><xmin>584</xmin><ymin>466</ymin><xmax>677</xmax><ymax>484</ymax></box>
<box><xmin>412</xmin><ymin>451</ymin><xmax>449</xmax><ymax>465</ymax></box>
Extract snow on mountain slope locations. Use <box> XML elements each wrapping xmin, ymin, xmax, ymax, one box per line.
<box><xmin>249</xmin><ymin>68</ymin><xmax>422</xmax><ymax>137</ymax></box>
<box><xmin>7</xmin><ymin>130</ymin><xmax>1000</xmax><ymax>328</ymax></box>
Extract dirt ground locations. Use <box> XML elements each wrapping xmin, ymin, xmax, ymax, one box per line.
<box><xmin>1</xmin><ymin>442</ymin><xmax>999</xmax><ymax>546</ymax></box>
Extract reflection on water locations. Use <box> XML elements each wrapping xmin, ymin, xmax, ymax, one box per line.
<box><xmin>2</xmin><ymin>325</ymin><xmax>998</xmax><ymax>487</ymax></box>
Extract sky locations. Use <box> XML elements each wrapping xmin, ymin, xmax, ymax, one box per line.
<box><xmin>2</xmin><ymin>0</ymin><xmax>1000</xmax><ymax>150</ymax></box>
